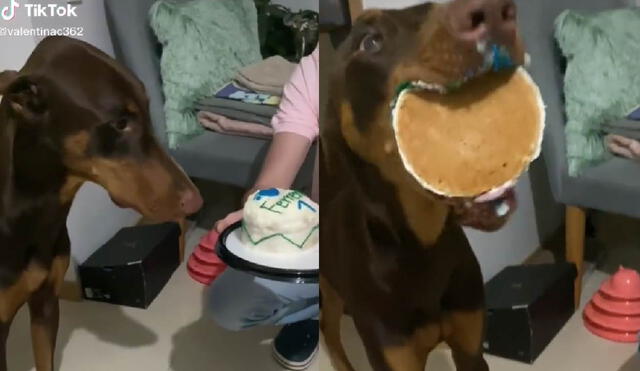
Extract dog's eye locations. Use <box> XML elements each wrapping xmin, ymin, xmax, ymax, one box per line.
<box><xmin>111</xmin><ymin>117</ymin><xmax>129</xmax><ymax>132</ymax></box>
<box><xmin>360</xmin><ymin>35</ymin><xmax>383</xmax><ymax>53</ymax></box>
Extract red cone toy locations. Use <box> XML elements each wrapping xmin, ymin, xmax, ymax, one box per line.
<box><xmin>187</xmin><ymin>230</ymin><xmax>227</xmax><ymax>285</ymax></box>
<box><xmin>583</xmin><ymin>267</ymin><xmax>640</xmax><ymax>343</ymax></box>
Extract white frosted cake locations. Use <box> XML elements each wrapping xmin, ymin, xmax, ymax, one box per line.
<box><xmin>241</xmin><ymin>188</ymin><xmax>319</xmax><ymax>254</ymax></box>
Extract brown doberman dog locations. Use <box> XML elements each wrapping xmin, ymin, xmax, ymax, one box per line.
<box><xmin>0</xmin><ymin>36</ymin><xmax>203</xmax><ymax>371</ymax></box>
<box><xmin>321</xmin><ymin>1</ymin><xmax>527</xmax><ymax>370</ymax></box>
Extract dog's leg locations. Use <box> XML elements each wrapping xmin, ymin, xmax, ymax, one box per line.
<box><xmin>353</xmin><ymin>314</ymin><xmax>440</xmax><ymax>371</ymax></box>
<box><xmin>442</xmin><ymin>309</ymin><xmax>489</xmax><ymax>371</ymax></box>
<box><xmin>0</xmin><ymin>264</ymin><xmax>49</xmax><ymax>371</ymax></box>
<box><xmin>320</xmin><ymin>276</ymin><xmax>354</xmax><ymax>371</ymax></box>
<box><xmin>29</xmin><ymin>255</ymin><xmax>68</xmax><ymax>371</ymax></box>
<box><xmin>0</xmin><ymin>319</ymin><xmax>13</xmax><ymax>371</ymax></box>
<box><xmin>28</xmin><ymin>285</ymin><xmax>59</xmax><ymax>371</ymax></box>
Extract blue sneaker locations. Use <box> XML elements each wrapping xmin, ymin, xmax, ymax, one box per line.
<box><xmin>272</xmin><ymin>320</ymin><xmax>319</xmax><ymax>370</ymax></box>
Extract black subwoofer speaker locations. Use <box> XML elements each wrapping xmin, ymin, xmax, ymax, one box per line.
<box><xmin>79</xmin><ymin>222</ymin><xmax>181</xmax><ymax>309</ymax></box>
<box><xmin>484</xmin><ymin>263</ymin><xmax>577</xmax><ymax>364</ymax></box>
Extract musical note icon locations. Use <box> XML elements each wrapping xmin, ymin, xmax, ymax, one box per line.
<box><xmin>1</xmin><ymin>0</ymin><xmax>20</xmax><ymax>21</ymax></box>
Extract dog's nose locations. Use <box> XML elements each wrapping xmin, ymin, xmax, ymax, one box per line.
<box><xmin>180</xmin><ymin>189</ymin><xmax>204</xmax><ymax>215</ymax></box>
<box><xmin>447</xmin><ymin>0</ymin><xmax>517</xmax><ymax>44</ymax></box>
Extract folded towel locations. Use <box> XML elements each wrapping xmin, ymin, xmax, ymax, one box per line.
<box><xmin>195</xmin><ymin>104</ymin><xmax>273</xmax><ymax>126</ymax></box>
<box><xmin>603</xmin><ymin>128</ymin><xmax>640</xmax><ymax>140</ymax></box>
<box><xmin>216</xmin><ymin>83</ymin><xmax>281</xmax><ymax>106</ymax></box>
<box><xmin>198</xmin><ymin>111</ymin><xmax>273</xmax><ymax>139</ymax></box>
<box><xmin>198</xmin><ymin>96</ymin><xmax>279</xmax><ymax>117</ymax></box>
<box><xmin>602</xmin><ymin>117</ymin><xmax>640</xmax><ymax>139</ymax></box>
<box><xmin>235</xmin><ymin>56</ymin><xmax>297</xmax><ymax>95</ymax></box>
<box><xmin>605</xmin><ymin>121</ymin><xmax>637</xmax><ymax>131</ymax></box>
<box><xmin>604</xmin><ymin>118</ymin><xmax>640</xmax><ymax>130</ymax></box>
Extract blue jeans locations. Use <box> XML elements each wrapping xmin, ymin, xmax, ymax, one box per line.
<box><xmin>207</xmin><ymin>268</ymin><xmax>319</xmax><ymax>331</ymax></box>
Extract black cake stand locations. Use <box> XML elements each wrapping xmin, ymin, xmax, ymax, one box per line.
<box><xmin>216</xmin><ymin>222</ymin><xmax>319</xmax><ymax>284</ymax></box>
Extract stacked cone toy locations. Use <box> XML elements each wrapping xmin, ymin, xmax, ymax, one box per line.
<box><xmin>187</xmin><ymin>230</ymin><xmax>227</xmax><ymax>285</ymax></box>
<box><xmin>583</xmin><ymin>267</ymin><xmax>640</xmax><ymax>343</ymax></box>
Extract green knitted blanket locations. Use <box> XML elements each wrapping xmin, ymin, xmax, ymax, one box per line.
<box><xmin>150</xmin><ymin>0</ymin><xmax>262</xmax><ymax>148</ymax></box>
<box><xmin>555</xmin><ymin>8</ymin><xmax>640</xmax><ymax>176</ymax></box>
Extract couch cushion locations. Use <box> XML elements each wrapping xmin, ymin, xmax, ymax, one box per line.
<box><xmin>563</xmin><ymin>157</ymin><xmax>640</xmax><ymax>218</ymax></box>
<box><xmin>104</xmin><ymin>0</ymin><xmax>167</xmax><ymax>143</ymax></box>
<box><xmin>171</xmin><ymin>131</ymin><xmax>315</xmax><ymax>190</ymax></box>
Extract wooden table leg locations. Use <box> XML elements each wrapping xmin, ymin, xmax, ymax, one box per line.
<box><xmin>566</xmin><ymin>206</ymin><xmax>586</xmax><ymax>309</ymax></box>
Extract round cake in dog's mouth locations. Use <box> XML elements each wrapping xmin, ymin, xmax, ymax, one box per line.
<box><xmin>391</xmin><ymin>67</ymin><xmax>545</xmax><ymax>224</ymax></box>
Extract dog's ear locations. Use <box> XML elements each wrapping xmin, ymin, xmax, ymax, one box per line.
<box><xmin>0</xmin><ymin>71</ymin><xmax>19</xmax><ymax>228</ymax></box>
<box><xmin>4</xmin><ymin>75</ymin><xmax>47</xmax><ymax>122</ymax></box>
<box><xmin>0</xmin><ymin>70</ymin><xmax>18</xmax><ymax>94</ymax></box>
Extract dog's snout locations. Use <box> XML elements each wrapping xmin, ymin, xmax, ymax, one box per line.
<box><xmin>448</xmin><ymin>0</ymin><xmax>517</xmax><ymax>43</ymax></box>
<box><xmin>179</xmin><ymin>188</ymin><xmax>203</xmax><ymax>215</ymax></box>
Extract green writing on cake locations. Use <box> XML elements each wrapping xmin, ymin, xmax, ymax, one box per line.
<box><xmin>242</xmin><ymin>223</ymin><xmax>319</xmax><ymax>249</ymax></box>
<box><xmin>260</xmin><ymin>201</ymin><xmax>282</xmax><ymax>214</ymax></box>
<box><xmin>259</xmin><ymin>190</ymin><xmax>307</xmax><ymax>214</ymax></box>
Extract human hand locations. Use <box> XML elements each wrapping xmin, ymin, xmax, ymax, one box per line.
<box><xmin>213</xmin><ymin>184</ymin><xmax>268</xmax><ymax>233</ymax></box>
<box><xmin>213</xmin><ymin>209</ymin><xmax>243</xmax><ymax>233</ymax></box>
<box><xmin>241</xmin><ymin>185</ymin><xmax>262</xmax><ymax>205</ymax></box>
<box><xmin>606</xmin><ymin>134</ymin><xmax>640</xmax><ymax>160</ymax></box>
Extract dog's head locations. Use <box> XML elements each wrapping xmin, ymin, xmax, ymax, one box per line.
<box><xmin>331</xmin><ymin>0</ymin><xmax>526</xmax><ymax>233</ymax></box>
<box><xmin>0</xmin><ymin>36</ymin><xmax>202</xmax><ymax>221</ymax></box>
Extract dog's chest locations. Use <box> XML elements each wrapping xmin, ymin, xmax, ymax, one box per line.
<box><xmin>0</xmin><ymin>199</ymin><xmax>70</xmax><ymax>284</ymax></box>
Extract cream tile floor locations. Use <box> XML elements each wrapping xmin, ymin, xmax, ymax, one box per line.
<box><xmin>7</xmin><ymin>228</ymin><xmax>318</xmax><ymax>371</ymax></box>
<box><xmin>6</xmin><ymin>229</ymin><xmax>638</xmax><ymax>371</ymax></box>
<box><xmin>319</xmin><ymin>268</ymin><xmax>639</xmax><ymax>371</ymax></box>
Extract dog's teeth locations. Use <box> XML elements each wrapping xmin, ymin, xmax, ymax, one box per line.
<box><xmin>476</xmin><ymin>40</ymin><xmax>487</xmax><ymax>53</ymax></box>
<box><xmin>524</xmin><ymin>53</ymin><xmax>531</xmax><ymax>67</ymax></box>
<box><xmin>495</xmin><ymin>201</ymin><xmax>510</xmax><ymax>217</ymax></box>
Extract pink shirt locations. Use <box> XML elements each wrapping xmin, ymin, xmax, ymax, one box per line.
<box><xmin>271</xmin><ymin>47</ymin><xmax>319</xmax><ymax>141</ymax></box>
<box><xmin>271</xmin><ymin>47</ymin><xmax>319</xmax><ymax>201</ymax></box>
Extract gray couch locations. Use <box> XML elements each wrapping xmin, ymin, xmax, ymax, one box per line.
<box><xmin>103</xmin><ymin>0</ymin><xmax>315</xmax><ymax>190</ymax></box>
<box><xmin>517</xmin><ymin>0</ymin><xmax>637</xmax><ymax>306</ymax></box>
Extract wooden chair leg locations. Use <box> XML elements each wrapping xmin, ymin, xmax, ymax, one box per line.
<box><xmin>139</xmin><ymin>217</ymin><xmax>189</xmax><ymax>262</ymax></box>
<box><xmin>348</xmin><ymin>0</ymin><xmax>364</xmax><ymax>21</ymax></box>
<box><xmin>178</xmin><ymin>219</ymin><xmax>188</xmax><ymax>263</ymax></box>
<box><xmin>566</xmin><ymin>206</ymin><xmax>586</xmax><ymax>309</ymax></box>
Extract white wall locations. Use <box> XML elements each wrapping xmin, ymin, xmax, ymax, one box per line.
<box><xmin>464</xmin><ymin>174</ymin><xmax>541</xmax><ymax>280</ymax></box>
<box><xmin>29</xmin><ymin>0</ymin><xmax>115</xmax><ymax>56</ymax></box>
<box><xmin>273</xmin><ymin>0</ymin><xmax>319</xmax><ymax>12</ymax></box>
<box><xmin>0</xmin><ymin>0</ymin><xmax>140</xmax><ymax>283</ymax></box>
<box><xmin>0</xmin><ymin>2</ymin><xmax>38</xmax><ymax>70</ymax></box>
<box><xmin>362</xmin><ymin>0</ymin><xmax>541</xmax><ymax>281</ymax></box>
<box><xmin>67</xmin><ymin>183</ymin><xmax>140</xmax><ymax>265</ymax></box>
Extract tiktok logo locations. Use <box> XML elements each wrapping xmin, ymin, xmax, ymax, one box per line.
<box><xmin>1</xmin><ymin>0</ymin><xmax>20</xmax><ymax>21</ymax></box>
